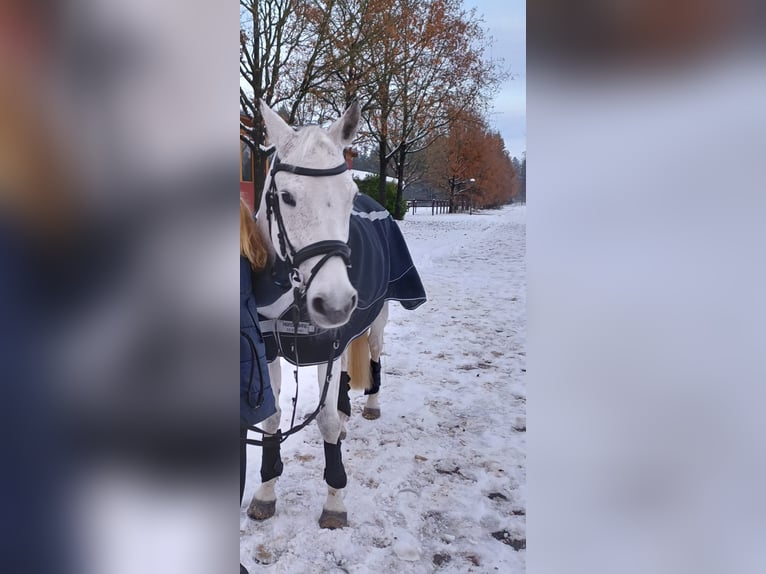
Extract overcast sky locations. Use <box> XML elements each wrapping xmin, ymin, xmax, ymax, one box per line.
<box><xmin>464</xmin><ymin>0</ymin><xmax>526</xmax><ymax>159</ymax></box>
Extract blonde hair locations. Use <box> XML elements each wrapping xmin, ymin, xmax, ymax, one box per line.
<box><xmin>240</xmin><ymin>198</ymin><xmax>268</xmax><ymax>271</ymax></box>
<box><xmin>0</xmin><ymin>77</ymin><xmax>74</xmax><ymax>236</ymax></box>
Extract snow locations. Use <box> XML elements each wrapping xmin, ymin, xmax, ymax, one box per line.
<box><xmin>350</xmin><ymin>169</ymin><xmax>398</xmax><ymax>184</ymax></box>
<box><xmin>241</xmin><ymin>205</ymin><xmax>526</xmax><ymax>573</ymax></box>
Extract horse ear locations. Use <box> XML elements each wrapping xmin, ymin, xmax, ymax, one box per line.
<box><xmin>259</xmin><ymin>100</ymin><xmax>294</xmax><ymax>149</ymax></box>
<box><xmin>328</xmin><ymin>100</ymin><xmax>361</xmax><ymax>147</ymax></box>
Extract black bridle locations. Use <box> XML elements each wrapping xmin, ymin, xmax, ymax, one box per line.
<box><xmin>264</xmin><ymin>155</ymin><xmax>352</xmax><ymax>296</ymax></box>
<box><xmin>246</xmin><ymin>154</ymin><xmax>352</xmax><ymax>447</ymax></box>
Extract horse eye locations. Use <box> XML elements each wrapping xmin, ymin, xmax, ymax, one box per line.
<box><xmin>280</xmin><ymin>191</ymin><xmax>296</xmax><ymax>207</ymax></box>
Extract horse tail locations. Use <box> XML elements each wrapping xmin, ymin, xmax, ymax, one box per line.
<box><xmin>348</xmin><ymin>331</ymin><xmax>372</xmax><ymax>391</ymax></box>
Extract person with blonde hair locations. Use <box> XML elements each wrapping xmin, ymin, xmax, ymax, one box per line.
<box><xmin>0</xmin><ymin>2</ymin><xmax>82</xmax><ymax>571</ymax></box>
<box><xmin>240</xmin><ymin>198</ymin><xmax>275</xmax><ymax>574</ymax></box>
<box><xmin>240</xmin><ymin>198</ymin><xmax>268</xmax><ymax>272</ymax></box>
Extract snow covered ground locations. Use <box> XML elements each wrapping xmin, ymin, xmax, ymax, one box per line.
<box><xmin>241</xmin><ymin>204</ymin><xmax>526</xmax><ymax>573</ymax></box>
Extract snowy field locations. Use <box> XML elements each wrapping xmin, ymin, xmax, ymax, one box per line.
<box><xmin>241</xmin><ymin>204</ymin><xmax>526</xmax><ymax>573</ymax></box>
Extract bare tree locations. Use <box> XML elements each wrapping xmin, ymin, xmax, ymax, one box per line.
<box><xmin>388</xmin><ymin>0</ymin><xmax>506</xmax><ymax>218</ymax></box>
<box><xmin>240</xmin><ymin>0</ymin><xmax>340</xmax><ymax>194</ymax></box>
<box><xmin>240</xmin><ymin>0</ymin><xmax>298</xmax><ymax>195</ymax></box>
<box><xmin>240</xmin><ymin>0</ymin><xmax>514</xmax><ymax>212</ymax></box>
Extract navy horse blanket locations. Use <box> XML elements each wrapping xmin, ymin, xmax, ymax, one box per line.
<box><xmin>254</xmin><ymin>194</ymin><xmax>426</xmax><ymax>366</ymax></box>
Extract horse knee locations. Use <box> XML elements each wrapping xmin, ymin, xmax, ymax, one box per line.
<box><xmin>259</xmin><ymin>409</ymin><xmax>281</xmax><ymax>436</ymax></box>
<box><xmin>317</xmin><ymin>412</ymin><xmax>342</xmax><ymax>445</ymax></box>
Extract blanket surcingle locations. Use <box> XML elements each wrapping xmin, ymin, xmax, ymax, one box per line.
<box><xmin>253</xmin><ymin>194</ymin><xmax>427</xmax><ymax>366</ymax></box>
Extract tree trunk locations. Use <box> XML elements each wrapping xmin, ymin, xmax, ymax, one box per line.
<box><xmin>448</xmin><ymin>176</ymin><xmax>456</xmax><ymax>214</ymax></box>
<box><xmin>394</xmin><ymin>144</ymin><xmax>407</xmax><ymax>219</ymax></box>
<box><xmin>251</xmin><ymin>6</ymin><xmax>267</xmax><ymax>208</ymax></box>
<box><xmin>377</xmin><ymin>139</ymin><xmax>388</xmax><ymax>207</ymax></box>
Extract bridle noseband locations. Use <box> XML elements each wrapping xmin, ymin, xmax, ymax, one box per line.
<box><xmin>265</xmin><ymin>155</ymin><xmax>352</xmax><ymax>297</ymax></box>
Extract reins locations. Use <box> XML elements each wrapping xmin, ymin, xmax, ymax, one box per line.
<box><xmin>245</xmin><ymin>322</ymin><xmax>338</xmax><ymax>446</ymax></box>
<box><xmin>246</xmin><ymin>154</ymin><xmax>350</xmax><ymax>446</ymax></box>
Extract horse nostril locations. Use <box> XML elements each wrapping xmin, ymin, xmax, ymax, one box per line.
<box><xmin>312</xmin><ymin>297</ymin><xmax>327</xmax><ymax>316</ymax></box>
<box><xmin>346</xmin><ymin>294</ymin><xmax>357</xmax><ymax>313</ymax></box>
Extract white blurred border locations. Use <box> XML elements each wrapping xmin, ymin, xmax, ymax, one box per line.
<box><xmin>528</xmin><ymin>44</ymin><xmax>766</xmax><ymax>574</ymax></box>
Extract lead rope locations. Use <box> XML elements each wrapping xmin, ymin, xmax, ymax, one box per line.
<box><xmin>246</xmin><ymin>287</ymin><xmax>339</xmax><ymax>447</ymax></box>
<box><xmin>245</xmin><ymin>342</ymin><xmax>338</xmax><ymax>446</ymax></box>
<box><xmin>288</xmin><ymin>288</ymin><xmax>301</xmax><ymax>433</ymax></box>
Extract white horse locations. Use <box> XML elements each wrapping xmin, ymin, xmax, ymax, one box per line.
<box><xmin>248</xmin><ymin>100</ymin><xmax>361</xmax><ymax>529</ymax></box>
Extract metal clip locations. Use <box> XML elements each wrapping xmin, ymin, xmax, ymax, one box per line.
<box><xmin>290</xmin><ymin>268</ymin><xmax>303</xmax><ymax>289</ymax></box>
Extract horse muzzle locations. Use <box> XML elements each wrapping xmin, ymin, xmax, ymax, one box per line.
<box><xmin>306</xmin><ymin>267</ymin><xmax>358</xmax><ymax>328</ymax></box>
<box><xmin>308</xmin><ymin>289</ymin><xmax>357</xmax><ymax>328</ymax></box>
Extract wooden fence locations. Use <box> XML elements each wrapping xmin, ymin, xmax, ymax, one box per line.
<box><xmin>406</xmin><ymin>197</ymin><xmax>473</xmax><ymax>215</ymax></box>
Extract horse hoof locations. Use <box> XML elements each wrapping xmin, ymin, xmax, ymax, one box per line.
<box><xmin>319</xmin><ymin>509</ymin><xmax>348</xmax><ymax>529</ymax></box>
<box><xmin>362</xmin><ymin>407</ymin><xmax>380</xmax><ymax>420</ymax></box>
<box><xmin>247</xmin><ymin>499</ymin><xmax>276</xmax><ymax>521</ymax></box>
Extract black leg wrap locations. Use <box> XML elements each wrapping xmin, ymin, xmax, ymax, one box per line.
<box><xmin>323</xmin><ymin>440</ymin><xmax>347</xmax><ymax>489</ymax></box>
<box><xmin>338</xmin><ymin>371</ymin><xmax>351</xmax><ymax>417</ymax></box>
<box><xmin>365</xmin><ymin>360</ymin><xmax>382</xmax><ymax>396</ymax></box>
<box><xmin>260</xmin><ymin>430</ymin><xmax>284</xmax><ymax>483</ymax></box>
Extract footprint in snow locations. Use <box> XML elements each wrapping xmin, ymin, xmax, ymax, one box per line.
<box><xmin>392</xmin><ymin>528</ymin><xmax>421</xmax><ymax>562</ymax></box>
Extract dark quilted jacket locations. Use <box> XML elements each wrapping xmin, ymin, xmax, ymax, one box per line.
<box><xmin>241</xmin><ymin>256</ymin><xmax>276</xmax><ymax>427</ymax></box>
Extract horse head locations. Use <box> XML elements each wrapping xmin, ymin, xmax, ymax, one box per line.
<box><xmin>258</xmin><ymin>100</ymin><xmax>361</xmax><ymax>329</ymax></box>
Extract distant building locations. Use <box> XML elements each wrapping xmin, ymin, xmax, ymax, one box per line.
<box><xmin>404</xmin><ymin>181</ymin><xmax>445</xmax><ymax>201</ymax></box>
<box><xmin>240</xmin><ymin>113</ymin><xmax>257</xmax><ymax>210</ymax></box>
<box><xmin>349</xmin><ymin>166</ymin><xmax>444</xmax><ymax>202</ymax></box>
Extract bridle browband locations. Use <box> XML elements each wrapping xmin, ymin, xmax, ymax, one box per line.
<box><xmin>265</xmin><ymin>155</ymin><xmax>352</xmax><ymax>296</ymax></box>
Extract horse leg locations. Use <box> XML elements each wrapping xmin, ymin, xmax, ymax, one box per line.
<box><xmin>363</xmin><ymin>303</ymin><xmax>388</xmax><ymax>420</ymax></box>
<box><xmin>317</xmin><ymin>359</ymin><xmax>348</xmax><ymax>529</ymax></box>
<box><xmin>338</xmin><ymin>351</ymin><xmax>351</xmax><ymax>441</ymax></box>
<box><xmin>247</xmin><ymin>359</ymin><xmax>283</xmax><ymax>520</ymax></box>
